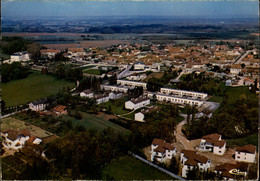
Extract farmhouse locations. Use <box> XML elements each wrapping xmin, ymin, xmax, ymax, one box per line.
<box><xmin>214</xmin><ymin>162</ymin><xmax>249</xmax><ymax>180</ymax></box>
<box><xmin>125</xmin><ymin>97</ymin><xmax>150</xmax><ymax>110</ymax></box>
<box><xmin>147</xmin><ymin>93</ymin><xmax>204</xmax><ymax>107</ymax></box>
<box><xmin>117</xmin><ymin>79</ymin><xmax>147</xmax><ymax>89</ymax></box>
<box><xmin>198</xmin><ymin>133</ymin><xmax>226</xmax><ymax>155</ymax></box>
<box><xmin>8</xmin><ymin>51</ymin><xmax>30</xmax><ymax>63</ymax></box>
<box><xmin>235</xmin><ymin>144</ymin><xmax>256</xmax><ymax>163</ymax></box>
<box><xmin>52</xmin><ymin>105</ymin><xmax>67</xmax><ymax>116</ymax></box>
<box><xmin>29</xmin><ymin>98</ymin><xmax>48</xmax><ymax>111</ymax></box>
<box><xmin>41</xmin><ymin>49</ymin><xmax>61</xmax><ymax>58</ymax></box>
<box><xmin>151</xmin><ymin>138</ymin><xmax>176</xmax><ymax>163</ymax></box>
<box><xmin>80</xmin><ymin>90</ymin><xmax>94</xmax><ymax>98</ymax></box>
<box><xmin>180</xmin><ymin>149</ymin><xmax>211</xmax><ymax>178</ymax></box>
<box><xmin>160</xmin><ymin>87</ymin><xmax>208</xmax><ymax>99</ymax></box>
<box><xmin>101</xmin><ymin>84</ymin><xmax>129</xmax><ymax>93</ymax></box>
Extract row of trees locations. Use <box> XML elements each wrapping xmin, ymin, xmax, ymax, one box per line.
<box><xmin>177</xmin><ymin>72</ymin><xmax>225</xmax><ymax>96</ymax></box>
<box><xmin>1</xmin><ymin>62</ymin><xmax>30</xmax><ymax>82</ymax></box>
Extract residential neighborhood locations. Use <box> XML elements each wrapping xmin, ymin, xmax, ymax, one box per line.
<box><xmin>1</xmin><ymin>1</ymin><xmax>259</xmax><ymax>180</ymax></box>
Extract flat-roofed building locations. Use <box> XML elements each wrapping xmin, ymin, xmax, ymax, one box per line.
<box><xmin>160</xmin><ymin>87</ymin><xmax>208</xmax><ymax>99</ymax></box>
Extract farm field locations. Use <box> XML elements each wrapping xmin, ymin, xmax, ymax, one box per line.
<box><xmin>70</xmin><ymin>111</ymin><xmax>129</xmax><ymax>134</ymax></box>
<box><xmin>102</xmin><ymin>156</ymin><xmax>173</xmax><ymax>180</ymax></box>
<box><xmin>1</xmin><ymin>117</ymin><xmax>54</xmax><ymax>138</ymax></box>
<box><xmin>2</xmin><ymin>72</ymin><xmax>74</xmax><ymax>107</ymax></box>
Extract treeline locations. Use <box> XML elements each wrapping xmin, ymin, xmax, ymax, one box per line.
<box><xmin>177</xmin><ymin>72</ymin><xmax>225</xmax><ymax>96</ymax></box>
<box><xmin>147</xmin><ymin>70</ymin><xmax>178</xmax><ymax>92</ymax></box>
<box><xmin>185</xmin><ymin>89</ymin><xmax>258</xmax><ymax>139</ymax></box>
<box><xmin>1</xmin><ymin>62</ymin><xmax>30</xmax><ymax>83</ymax></box>
<box><xmin>50</xmin><ymin>63</ymin><xmax>83</xmax><ymax>81</ymax></box>
<box><xmin>0</xmin><ymin>36</ymin><xmax>32</xmax><ymax>55</ymax></box>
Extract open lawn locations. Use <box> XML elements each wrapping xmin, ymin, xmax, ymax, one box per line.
<box><xmin>83</xmin><ymin>69</ymin><xmax>101</xmax><ymax>75</ymax></box>
<box><xmin>69</xmin><ymin>111</ymin><xmax>129</xmax><ymax>134</ymax></box>
<box><xmin>100</xmin><ymin>98</ymin><xmax>130</xmax><ymax>115</ymax></box>
<box><xmin>1</xmin><ymin>117</ymin><xmax>54</xmax><ymax>138</ymax></box>
<box><xmin>81</xmin><ymin>65</ymin><xmax>96</xmax><ymax>70</ymax></box>
<box><xmin>225</xmin><ymin>86</ymin><xmax>257</xmax><ymax>105</ymax></box>
<box><xmin>2</xmin><ymin>72</ymin><xmax>74</xmax><ymax>107</ymax></box>
<box><xmin>102</xmin><ymin>156</ymin><xmax>173</xmax><ymax>180</ymax></box>
<box><xmin>226</xmin><ymin>133</ymin><xmax>258</xmax><ymax>148</ymax></box>
<box><xmin>143</xmin><ymin>72</ymin><xmax>164</xmax><ymax>82</ymax></box>
<box><xmin>208</xmin><ymin>96</ymin><xmax>223</xmax><ymax>103</ymax></box>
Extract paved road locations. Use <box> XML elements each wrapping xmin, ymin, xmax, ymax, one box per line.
<box><xmin>175</xmin><ymin>114</ymin><xmax>194</xmax><ymax>151</ymax></box>
<box><xmin>1</xmin><ymin>108</ymin><xmax>29</xmax><ymax>119</ymax></box>
<box><xmin>233</xmin><ymin>50</ymin><xmax>252</xmax><ymax>64</ymax></box>
<box><xmin>129</xmin><ymin>151</ymin><xmax>186</xmax><ymax>180</ymax></box>
<box><xmin>118</xmin><ymin>64</ymin><xmax>133</xmax><ymax>79</ymax></box>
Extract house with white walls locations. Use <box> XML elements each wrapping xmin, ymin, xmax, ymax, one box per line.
<box><xmin>95</xmin><ymin>94</ymin><xmax>110</xmax><ymax>105</ymax></box>
<box><xmin>117</xmin><ymin>79</ymin><xmax>147</xmax><ymax>89</ymax></box>
<box><xmin>125</xmin><ymin>97</ymin><xmax>150</xmax><ymax>110</ymax></box>
<box><xmin>68</xmin><ymin>48</ymin><xmax>87</xmax><ymax>57</ymax></box>
<box><xmin>80</xmin><ymin>90</ymin><xmax>94</xmax><ymax>98</ymax></box>
<box><xmin>160</xmin><ymin>88</ymin><xmax>208</xmax><ymax>100</ymax></box>
<box><xmin>134</xmin><ymin>106</ymin><xmax>159</xmax><ymax>122</ymax></box>
<box><xmin>101</xmin><ymin>84</ymin><xmax>129</xmax><ymax>93</ymax></box>
<box><xmin>147</xmin><ymin>92</ymin><xmax>204</xmax><ymax>107</ymax></box>
<box><xmin>134</xmin><ymin>61</ymin><xmax>145</xmax><ymax>70</ymax></box>
<box><xmin>9</xmin><ymin>51</ymin><xmax>30</xmax><ymax>63</ymax></box>
<box><xmin>29</xmin><ymin>98</ymin><xmax>48</xmax><ymax>111</ymax></box>
<box><xmin>214</xmin><ymin>162</ymin><xmax>249</xmax><ymax>180</ymax></box>
<box><xmin>198</xmin><ymin>133</ymin><xmax>226</xmax><ymax>155</ymax></box>
<box><xmin>180</xmin><ymin>149</ymin><xmax>211</xmax><ymax>178</ymax></box>
<box><xmin>151</xmin><ymin>138</ymin><xmax>176</xmax><ymax>163</ymax></box>
<box><xmin>235</xmin><ymin>144</ymin><xmax>256</xmax><ymax>163</ymax></box>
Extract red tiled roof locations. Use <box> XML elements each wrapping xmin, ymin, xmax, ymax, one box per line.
<box><xmin>152</xmin><ymin>138</ymin><xmax>175</xmax><ymax>154</ymax></box>
<box><xmin>27</xmin><ymin>135</ymin><xmax>37</xmax><ymax>143</ymax></box>
<box><xmin>236</xmin><ymin>144</ymin><xmax>256</xmax><ymax>154</ymax></box>
<box><xmin>202</xmin><ymin>133</ymin><xmax>221</xmax><ymax>140</ymax></box>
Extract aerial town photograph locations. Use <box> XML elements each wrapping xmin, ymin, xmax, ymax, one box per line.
<box><xmin>0</xmin><ymin>0</ymin><xmax>259</xmax><ymax>180</ymax></box>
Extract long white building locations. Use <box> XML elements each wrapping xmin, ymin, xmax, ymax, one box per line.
<box><xmin>101</xmin><ymin>84</ymin><xmax>129</xmax><ymax>93</ymax></box>
<box><xmin>160</xmin><ymin>88</ymin><xmax>208</xmax><ymax>99</ymax></box>
<box><xmin>147</xmin><ymin>92</ymin><xmax>204</xmax><ymax>107</ymax></box>
<box><xmin>117</xmin><ymin>79</ymin><xmax>147</xmax><ymax>89</ymax></box>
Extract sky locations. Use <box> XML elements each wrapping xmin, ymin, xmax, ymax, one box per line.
<box><xmin>1</xmin><ymin>0</ymin><xmax>259</xmax><ymax>19</ymax></box>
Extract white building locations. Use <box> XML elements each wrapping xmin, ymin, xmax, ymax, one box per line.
<box><xmin>160</xmin><ymin>88</ymin><xmax>208</xmax><ymax>99</ymax></box>
<box><xmin>101</xmin><ymin>85</ymin><xmax>129</xmax><ymax>93</ymax></box>
<box><xmin>108</xmin><ymin>92</ymin><xmax>123</xmax><ymax>100</ymax></box>
<box><xmin>41</xmin><ymin>49</ymin><xmax>61</xmax><ymax>58</ymax></box>
<box><xmin>29</xmin><ymin>98</ymin><xmax>48</xmax><ymax>111</ymax></box>
<box><xmin>151</xmin><ymin>138</ymin><xmax>176</xmax><ymax>163</ymax></box>
<box><xmin>117</xmin><ymin>80</ymin><xmax>147</xmax><ymax>89</ymax></box>
<box><xmin>1</xmin><ymin>130</ymin><xmax>30</xmax><ymax>150</ymax></box>
<box><xmin>230</xmin><ymin>64</ymin><xmax>242</xmax><ymax>75</ymax></box>
<box><xmin>68</xmin><ymin>48</ymin><xmax>87</xmax><ymax>57</ymax></box>
<box><xmin>198</xmin><ymin>133</ymin><xmax>226</xmax><ymax>155</ymax></box>
<box><xmin>134</xmin><ymin>106</ymin><xmax>159</xmax><ymax>122</ymax></box>
<box><xmin>235</xmin><ymin>144</ymin><xmax>256</xmax><ymax>163</ymax></box>
<box><xmin>95</xmin><ymin>94</ymin><xmax>110</xmax><ymax>105</ymax></box>
<box><xmin>125</xmin><ymin>97</ymin><xmax>150</xmax><ymax>110</ymax></box>
<box><xmin>147</xmin><ymin>93</ymin><xmax>204</xmax><ymax>107</ymax></box>
<box><xmin>180</xmin><ymin>149</ymin><xmax>211</xmax><ymax>178</ymax></box>
<box><xmin>126</xmin><ymin>73</ymin><xmax>147</xmax><ymax>81</ymax></box>
<box><xmin>214</xmin><ymin>162</ymin><xmax>249</xmax><ymax>180</ymax></box>
<box><xmin>134</xmin><ymin>61</ymin><xmax>145</xmax><ymax>70</ymax></box>
<box><xmin>9</xmin><ymin>51</ymin><xmax>30</xmax><ymax>63</ymax></box>
<box><xmin>80</xmin><ymin>90</ymin><xmax>94</xmax><ymax>98</ymax></box>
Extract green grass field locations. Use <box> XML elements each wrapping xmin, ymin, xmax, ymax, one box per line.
<box><xmin>225</xmin><ymin>86</ymin><xmax>257</xmax><ymax>105</ymax></box>
<box><xmin>100</xmin><ymin>98</ymin><xmax>130</xmax><ymax>115</ymax></box>
<box><xmin>83</xmin><ymin>69</ymin><xmax>101</xmax><ymax>75</ymax></box>
<box><xmin>70</xmin><ymin>112</ymin><xmax>129</xmax><ymax>134</ymax></box>
<box><xmin>2</xmin><ymin>72</ymin><xmax>74</xmax><ymax>107</ymax></box>
<box><xmin>81</xmin><ymin>65</ymin><xmax>96</xmax><ymax>70</ymax></box>
<box><xmin>102</xmin><ymin>156</ymin><xmax>173</xmax><ymax>180</ymax></box>
<box><xmin>226</xmin><ymin>133</ymin><xmax>258</xmax><ymax>148</ymax></box>
<box><xmin>208</xmin><ymin>96</ymin><xmax>223</xmax><ymax>103</ymax></box>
